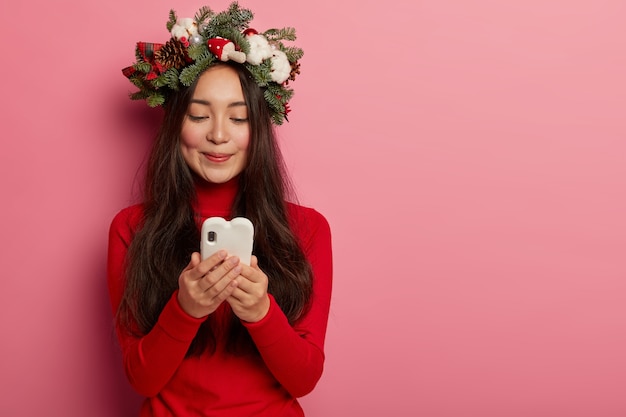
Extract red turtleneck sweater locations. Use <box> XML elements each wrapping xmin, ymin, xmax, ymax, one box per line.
<box><xmin>107</xmin><ymin>178</ymin><xmax>333</xmax><ymax>416</ymax></box>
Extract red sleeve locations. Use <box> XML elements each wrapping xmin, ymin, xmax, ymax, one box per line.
<box><xmin>107</xmin><ymin>207</ymin><xmax>204</xmax><ymax>397</ymax></box>
<box><xmin>242</xmin><ymin>206</ymin><xmax>333</xmax><ymax>397</ymax></box>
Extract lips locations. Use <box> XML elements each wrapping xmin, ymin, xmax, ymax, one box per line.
<box><xmin>204</xmin><ymin>153</ymin><xmax>232</xmax><ymax>163</ymax></box>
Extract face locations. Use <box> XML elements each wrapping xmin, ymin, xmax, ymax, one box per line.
<box><xmin>180</xmin><ymin>65</ymin><xmax>250</xmax><ymax>184</ymax></box>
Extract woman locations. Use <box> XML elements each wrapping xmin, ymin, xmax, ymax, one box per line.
<box><xmin>107</xmin><ymin>4</ymin><xmax>332</xmax><ymax>416</ymax></box>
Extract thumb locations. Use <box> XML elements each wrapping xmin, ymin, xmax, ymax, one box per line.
<box><xmin>184</xmin><ymin>252</ymin><xmax>202</xmax><ymax>271</ymax></box>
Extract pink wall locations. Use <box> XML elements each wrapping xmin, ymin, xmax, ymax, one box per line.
<box><xmin>1</xmin><ymin>0</ymin><xmax>624</xmax><ymax>416</ymax></box>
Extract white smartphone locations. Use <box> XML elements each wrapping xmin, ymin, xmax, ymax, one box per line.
<box><xmin>201</xmin><ymin>217</ymin><xmax>254</xmax><ymax>265</ymax></box>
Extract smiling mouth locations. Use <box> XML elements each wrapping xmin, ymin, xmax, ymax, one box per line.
<box><xmin>205</xmin><ymin>153</ymin><xmax>232</xmax><ymax>163</ymax></box>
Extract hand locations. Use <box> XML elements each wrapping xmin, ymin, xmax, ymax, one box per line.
<box><xmin>227</xmin><ymin>255</ymin><xmax>270</xmax><ymax>322</ymax></box>
<box><xmin>177</xmin><ymin>251</ymin><xmax>241</xmax><ymax>318</ymax></box>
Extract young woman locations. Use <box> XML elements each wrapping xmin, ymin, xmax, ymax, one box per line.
<box><xmin>107</xmin><ymin>4</ymin><xmax>332</xmax><ymax>416</ymax></box>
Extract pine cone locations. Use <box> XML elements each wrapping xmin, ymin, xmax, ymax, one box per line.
<box><xmin>287</xmin><ymin>61</ymin><xmax>301</xmax><ymax>84</ymax></box>
<box><xmin>155</xmin><ymin>38</ymin><xmax>188</xmax><ymax>70</ymax></box>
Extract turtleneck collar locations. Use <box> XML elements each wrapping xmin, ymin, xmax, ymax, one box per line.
<box><xmin>193</xmin><ymin>174</ymin><xmax>240</xmax><ymax>220</ymax></box>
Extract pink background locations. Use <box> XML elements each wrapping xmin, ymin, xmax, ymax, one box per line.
<box><xmin>1</xmin><ymin>0</ymin><xmax>624</xmax><ymax>416</ymax></box>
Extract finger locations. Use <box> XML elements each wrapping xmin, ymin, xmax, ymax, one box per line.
<box><xmin>211</xmin><ymin>255</ymin><xmax>240</xmax><ymax>278</ymax></box>
<box><xmin>193</xmin><ymin>250</ymin><xmax>228</xmax><ymax>279</ymax></box>
<box><xmin>212</xmin><ymin>279</ymin><xmax>239</xmax><ymax>303</ymax></box>
<box><xmin>237</xmin><ymin>263</ymin><xmax>266</xmax><ymax>284</ymax></box>
<box><xmin>229</xmin><ymin>275</ymin><xmax>251</xmax><ymax>294</ymax></box>
<box><xmin>179</xmin><ymin>252</ymin><xmax>202</xmax><ymax>287</ymax></box>
<box><xmin>200</xmin><ymin>257</ymin><xmax>241</xmax><ymax>292</ymax></box>
<box><xmin>227</xmin><ymin>287</ymin><xmax>245</xmax><ymax>304</ymax></box>
<box><xmin>227</xmin><ymin>287</ymin><xmax>269</xmax><ymax>317</ymax></box>
<box><xmin>182</xmin><ymin>252</ymin><xmax>201</xmax><ymax>272</ymax></box>
<box><xmin>202</xmin><ymin>265</ymin><xmax>241</xmax><ymax>297</ymax></box>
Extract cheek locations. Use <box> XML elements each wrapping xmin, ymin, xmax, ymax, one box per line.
<box><xmin>180</xmin><ymin>126</ymin><xmax>201</xmax><ymax>149</ymax></box>
<box><xmin>235</xmin><ymin>130</ymin><xmax>251</xmax><ymax>151</ymax></box>
<box><xmin>179</xmin><ymin>129</ymin><xmax>199</xmax><ymax>168</ymax></box>
<box><xmin>179</xmin><ymin>143</ymin><xmax>194</xmax><ymax>170</ymax></box>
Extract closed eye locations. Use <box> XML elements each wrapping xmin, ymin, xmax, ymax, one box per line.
<box><xmin>188</xmin><ymin>115</ymin><xmax>208</xmax><ymax>122</ymax></box>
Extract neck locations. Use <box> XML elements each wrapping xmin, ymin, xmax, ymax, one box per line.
<box><xmin>193</xmin><ymin>175</ymin><xmax>240</xmax><ymax>219</ymax></box>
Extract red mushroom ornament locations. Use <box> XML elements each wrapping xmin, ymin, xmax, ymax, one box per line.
<box><xmin>207</xmin><ymin>37</ymin><xmax>246</xmax><ymax>63</ymax></box>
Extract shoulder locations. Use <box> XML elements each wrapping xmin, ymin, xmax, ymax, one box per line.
<box><xmin>108</xmin><ymin>204</ymin><xmax>145</xmax><ymax>243</ymax></box>
<box><xmin>286</xmin><ymin>202</ymin><xmax>332</xmax><ymax>247</ymax></box>
<box><xmin>287</xmin><ymin>202</ymin><xmax>330</xmax><ymax>229</ymax></box>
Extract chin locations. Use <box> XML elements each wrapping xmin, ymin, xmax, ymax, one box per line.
<box><xmin>202</xmin><ymin>172</ymin><xmax>235</xmax><ymax>184</ymax></box>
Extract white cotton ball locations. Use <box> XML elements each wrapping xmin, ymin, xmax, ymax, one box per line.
<box><xmin>179</xmin><ymin>18</ymin><xmax>198</xmax><ymax>34</ymax></box>
<box><xmin>171</xmin><ymin>18</ymin><xmax>198</xmax><ymax>39</ymax></box>
<box><xmin>269</xmin><ymin>49</ymin><xmax>291</xmax><ymax>84</ymax></box>
<box><xmin>170</xmin><ymin>26</ymin><xmax>186</xmax><ymax>39</ymax></box>
<box><xmin>187</xmin><ymin>23</ymin><xmax>199</xmax><ymax>36</ymax></box>
<box><xmin>246</xmin><ymin>34</ymin><xmax>273</xmax><ymax>65</ymax></box>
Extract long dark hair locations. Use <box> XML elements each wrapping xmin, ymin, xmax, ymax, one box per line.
<box><xmin>117</xmin><ymin>63</ymin><xmax>312</xmax><ymax>355</ymax></box>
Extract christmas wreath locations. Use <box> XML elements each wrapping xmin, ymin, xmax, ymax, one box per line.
<box><xmin>122</xmin><ymin>2</ymin><xmax>303</xmax><ymax>125</ymax></box>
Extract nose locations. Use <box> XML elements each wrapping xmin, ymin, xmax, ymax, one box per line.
<box><xmin>207</xmin><ymin>117</ymin><xmax>228</xmax><ymax>144</ymax></box>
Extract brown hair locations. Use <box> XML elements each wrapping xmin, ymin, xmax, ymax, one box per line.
<box><xmin>117</xmin><ymin>63</ymin><xmax>312</xmax><ymax>355</ymax></box>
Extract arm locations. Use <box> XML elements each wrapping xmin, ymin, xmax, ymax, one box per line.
<box><xmin>242</xmin><ymin>208</ymin><xmax>333</xmax><ymax>397</ymax></box>
<box><xmin>106</xmin><ymin>208</ymin><xmax>204</xmax><ymax>397</ymax></box>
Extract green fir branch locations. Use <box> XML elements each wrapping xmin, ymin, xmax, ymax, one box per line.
<box><xmin>272</xmin><ymin>113</ymin><xmax>284</xmax><ymax>125</ymax></box>
<box><xmin>180</xmin><ymin>64</ymin><xmax>204</xmax><ymax>87</ymax></box>
<box><xmin>264</xmin><ymin>89</ymin><xmax>281</xmax><ymax>107</ymax></box>
<box><xmin>264</xmin><ymin>27</ymin><xmax>297</xmax><ymax>42</ymax></box>
<box><xmin>267</xmin><ymin>83</ymin><xmax>294</xmax><ymax>103</ymax></box>
<box><xmin>282</xmin><ymin>46</ymin><xmax>304</xmax><ymax>62</ymax></box>
<box><xmin>282</xmin><ymin>88</ymin><xmax>295</xmax><ymax>102</ymax></box>
<box><xmin>152</xmin><ymin>75</ymin><xmax>167</xmax><ymax>88</ymax></box>
<box><xmin>179</xmin><ymin>53</ymin><xmax>215</xmax><ymax>86</ymax></box>
<box><xmin>219</xmin><ymin>29</ymin><xmax>249</xmax><ymax>54</ymax></box>
<box><xmin>166</xmin><ymin>68</ymin><xmax>181</xmax><ymax>90</ymax></box>
<box><xmin>166</xmin><ymin>9</ymin><xmax>178</xmax><ymax>32</ymax></box>
<box><xmin>153</xmin><ymin>68</ymin><xmax>180</xmax><ymax>91</ymax></box>
<box><xmin>130</xmin><ymin>90</ymin><xmax>149</xmax><ymax>101</ymax></box>
<box><xmin>207</xmin><ymin>2</ymin><xmax>253</xmax><ymax>36</ymax></box>
<box><xmin>264</xmin><ymin>88</ymin><xmax>285</xmax><ymax>125</ymax></box>
<box><xmin>129</xmin><ymin>76</ymin><xmax>144</xmax><ymax>89</ymax></box>
<box><xmin>134</xmin><ymin>62</ymin><xmax>153</xmax><ymax>74</ymax></box>
<box><xmin>194</xmin><ymin>6</ymin><xmax>214</xmax><ymax>25</ymax></box>
<box><xmin>147</xmin><ymin>93</ymin><xmax>166</xmax><ymax>107</ymax></box>
<box><xmin>188</xmin><ymin>43</ymin><xmax>209</xmax><ymax>60</ymax></box>
<box><xmin>246</xmin><ymin>60</ymin><xmax>273</xmax><ymax>86</ymax></box>
<box><xmin>225</xmin><ymin>2</ymin><xmax>253</xmax><ymax>29</ymax></box>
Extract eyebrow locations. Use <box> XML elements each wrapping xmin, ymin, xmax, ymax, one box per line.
<box><xmin>189</xmin><ymin>98</ymin><xmax>247</xmax><ymax>108</ymax></box>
